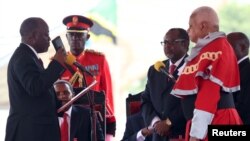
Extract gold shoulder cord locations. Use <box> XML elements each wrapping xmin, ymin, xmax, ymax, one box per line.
<box><xmin>78</xmin><ymin>72</ymin><xmax>83</xmax><ymax>87</ymax></box>
<box><xmin>69</xmin><ymin>72</ymin><xmax>78</xmax><ymax>85</ymax></box>
<box><xmin>69</xmin><ymin>71</ymin><xmax>84</xmax><ymax>87</ymax></box>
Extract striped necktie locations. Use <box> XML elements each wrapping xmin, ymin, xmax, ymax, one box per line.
<box><xmin>169</xmin><ymin>64</ymin><xmax>176</xmax><ymax>75</ymax></box>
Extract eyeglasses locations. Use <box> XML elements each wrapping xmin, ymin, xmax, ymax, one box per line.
<box><xmin>160</xmin><ymin>39</ymin><xmax>185</xmax><ymax>46</ymax></box>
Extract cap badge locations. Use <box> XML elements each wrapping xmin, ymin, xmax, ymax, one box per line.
<box><xmin>72</xmin><ymin>16</ymin><xmax>78</xmax><ymax>26</ymax></box>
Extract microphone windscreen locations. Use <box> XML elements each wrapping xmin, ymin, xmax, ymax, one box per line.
<box><xmin>65</xmin><ymin>54</ymin><xmax>76</xmax><ymax>66</ymax></box>
<box><xmin>154</xmin><ymin>61</ymin><xmax>166</xmax><ymax>72</ymax></box>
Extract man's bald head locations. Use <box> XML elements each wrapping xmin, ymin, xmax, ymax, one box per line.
<box><xmin>191</xmin><ymin>6</ymin><xmax>219</xmax><ymax>32</ymax></box>
<box><xmin>20</xmin><ymin>17</ymin><xmax>47</xmax><ymax>38</ymax></box>
<box><xmin>19</xmin><ymin>17</ymin><xmax>50</xmax><ymax>53</ymax></box>
<box><xmin>187</xmin><ymin>6</ymin><xmax>219</xmax><ymax>43</ymax></box>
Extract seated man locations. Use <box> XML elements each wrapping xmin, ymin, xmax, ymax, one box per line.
<box><xmin>122</xmin><ymin>111</ymin><xmax>153</xmax><ymax>141</ymax></box>
<box><xmin>54</xmin><ymin>80</ymin><xmax>104</xmax><ymax>141</ymax></box>
<box><xmin>122</xmin><ymin>92</ymin><xmax>153</xmax><ymax>141</ymax></box>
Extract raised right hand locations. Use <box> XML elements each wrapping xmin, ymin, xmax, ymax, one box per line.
<box><xmin>53</xmin><ymin>48</ymin><xmax>66</xmax><ymax>66</ymax></box>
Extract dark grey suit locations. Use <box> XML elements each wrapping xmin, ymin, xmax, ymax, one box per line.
<box><xmin>234</xmin><ymin>58</ymin><xmax>250</xmax><ymax>124</ymax></box>
<box><xmin>141</xmin><ymin>57</ymin><xmax>187</xmax><ymax>141</ymax></box>
<box><xmin>5</xmin><ymin>43</ymin><xmax>65</xmax><ymax>141</ymax></box>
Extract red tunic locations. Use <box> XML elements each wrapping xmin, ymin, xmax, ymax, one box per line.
<box><xmin>171</xmin><ymin>32</ymin><xmax>242</xmax><ymax>140</ymax></box>
<box><xmin>61</xmin><ymin>49</ymin><xmax>115</xmax><ymax>119</ymax></box>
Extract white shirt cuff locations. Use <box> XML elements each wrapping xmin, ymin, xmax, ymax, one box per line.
<box><xmin>137</xmin><ymin>130</ymin><xmax>146</xmax><ymax>141</ymax></box>
<box><xmin>190</xmin><ymin>109</ymin><xmax>214</xmax><ymax>139</ymax></box>
<box><xmin>148</xmin><ymin>116</ymin><xmax>160</xmax><ymax>130</ymax></box>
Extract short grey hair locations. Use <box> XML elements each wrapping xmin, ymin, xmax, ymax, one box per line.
<box><xmin>53</xmin><ymin>79</ymin><xmax>74</xmax><ymax>94</ymax></box>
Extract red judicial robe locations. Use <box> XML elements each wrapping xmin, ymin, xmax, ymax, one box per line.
<box><xmin>171</xmin><ymin>32</ymin><xmax>242</xmax><ymax>140</ymax></box>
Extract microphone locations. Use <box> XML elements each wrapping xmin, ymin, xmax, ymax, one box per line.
<box><xmin>52</xmin><ymin>36</ymin><xmax>65</xmax><ymax>51</ymax></box>
<box><xmin>65</xmin><ymin>54</ymin><xmax>95</xmax><ymax>77</ymax></box>
<box><xmin>154</xmin><ymin>61</ymin><xmax>176</xmax><ymax>82</ymax></box>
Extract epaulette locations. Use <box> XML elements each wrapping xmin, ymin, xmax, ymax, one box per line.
<box><xmin>85</xmin><ymin>49</ymin><xmax>104</xmax><ymax>56</ymax></box>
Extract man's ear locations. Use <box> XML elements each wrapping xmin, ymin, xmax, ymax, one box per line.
<box><xmin>200</xmin><ymin>21</ymin><xmax>208</xmax><ymax>31</ymax></box>
<box><xmin>200</xmin><ymin>21</ymin><xmax>210</xmax><ymax>37</ymax></box>
<box><xmin>239</xmin><ymin>43</ymin><xmax>246</xmax><ymax>52</ymax></box>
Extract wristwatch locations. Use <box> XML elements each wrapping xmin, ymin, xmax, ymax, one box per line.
<box><xmin>165</xmin><ymin>118</ymin><xmax>172</xmax><ymax>126</ymax></box>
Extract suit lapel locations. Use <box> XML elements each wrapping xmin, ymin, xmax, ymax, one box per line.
<box><xmin>70</xmin><ymin>106</ymin><xmax>78</xmax><ymax>141</ymax></box>
<box><xmin>158</xmin><ymin>60</ymin><xmax>171</xmax><ymax>95</ymax></box>
<box><xmin>160</xmin><ymin>55</ymin><xmax>188</xmax><ymax>95</ymax></box>
<box><xmin>239</xmin><ymin>58</ymin><xmax>250</xmax><ymax>84</ymax></box>
<box><xmin>172</xmin><ymin>54</ymin><xmax>188</xmax><ymax>78</ymax></box>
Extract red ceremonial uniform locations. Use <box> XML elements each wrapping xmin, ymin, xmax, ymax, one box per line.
<box><xmin>61</xmin><ymin>15</ymin><xmax>116</xmax><ymax>138</ymax></box>
<box><xmin>61</xmin><ymin>50</ymin><xmax>114</xmax><ymax>114</ymax></box>
<box><xmin>171</xmin><ymin>32</ymin><xmax>242</xmax><ymax>140</ymax></box>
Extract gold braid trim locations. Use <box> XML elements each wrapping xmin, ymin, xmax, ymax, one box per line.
<box><xmin>67</xmin><ymin>30</ymin><xmax>89</xmax><ymax>33</ymax></box>
<box><xmin>78</xmin><ymin>72</ymin><xmax>83</xmax><ymax>87</ymax></box>
<box><xmin>182</xmin><ymin>51</ymin><xmax>222</xmax><ymax>75</ymax></box>
<box><xmin>69</xmin><ymin>72</ymin><xmax>79</xmax><ymax>85</ymax></box>
<box><xmin>69</xmin><ymin>71</ymin><xmax>84</xmax><ymax>87</ymax></box>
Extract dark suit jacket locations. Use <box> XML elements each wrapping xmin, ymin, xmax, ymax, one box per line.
<box><xmin>70</xmin><ymin>105</ymin><xmax>104</xmax><ymax>141</ymax></box>
<box><xmin>141</xmin><ymin>57</ymin><xmax>187</xmax><ymax>141</ymax></box>
<box><xmin>121</xmin><ymin>112</ymin><xmax>152</xmax><ymax>141</ymax></box>
<box><xmin>5</xmin><ymin>43</ymin><xmax>65</xmax><ymax>141</ymax></box>
<box><xmin>234</xmin><ymin>58</ymin><xmax>250</xmax><ymax>124</ymax></box>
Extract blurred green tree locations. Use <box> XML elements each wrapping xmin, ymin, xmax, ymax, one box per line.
<box><xmin>219</xmin><ymin>2</ymin><xmax>250</xmax><ymax>37</ymax></box>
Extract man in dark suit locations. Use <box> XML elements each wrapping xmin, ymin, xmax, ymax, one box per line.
<box><xmin>227</xmin><ymin>32</ymin><xmax>250</xmax><ymax>124</ymax></box>
<box><xmin>54</xmin><ymin>80</ymin><xmax>104</xmax><ymax>141</ymax></box>
<box><xmin>5</xmin><ymin>17</ymin><xmax>66</xmax><ymax>141</ymax></box>
<box><xmin>141</xmin><ymin>28</ymin><xmax>189</xmax><ymax>141</ymax></box>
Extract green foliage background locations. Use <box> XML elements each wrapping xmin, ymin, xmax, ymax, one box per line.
<box><xmin>219</xmin><ymin>2</ymin><xmax>250</xmax><ymax>37</ymax></box>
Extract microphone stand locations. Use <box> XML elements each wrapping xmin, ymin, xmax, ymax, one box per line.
<box><xmin>79</xmin><ymin>69</ymin><xmax>98</xmax><ymax>141</ymax></box>
<box><xmin>57</xmin><ymin>68</ymin><xmax>98</xmax><ymax>141</ymax></box>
